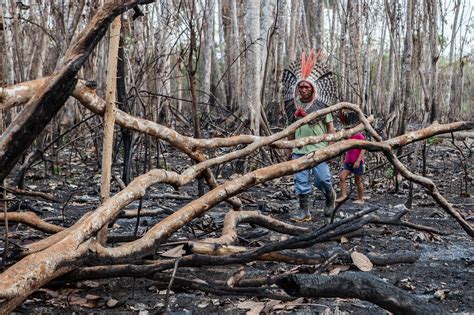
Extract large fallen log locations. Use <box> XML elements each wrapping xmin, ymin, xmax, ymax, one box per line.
<box><xmin>276</xmin><ymin>272</ymin><xmax>447</xmax><ymax>314</ymax></box>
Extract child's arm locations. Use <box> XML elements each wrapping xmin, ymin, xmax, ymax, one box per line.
<box><xmin>354</xmin><ymin>149</ymin><xmax>365</xmax><ymax>168</ymax></box>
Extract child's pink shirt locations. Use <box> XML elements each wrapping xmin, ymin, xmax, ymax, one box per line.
<box><xmin>345</xmin><ymin>133</ymin><xmax>365</xmax><ymax>164</ymax></box>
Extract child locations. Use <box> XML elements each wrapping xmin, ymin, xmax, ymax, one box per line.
<box><xmin>336</xmin><ymin>111</ymin><xmax>366</xmax><ymax>204</ymax></box>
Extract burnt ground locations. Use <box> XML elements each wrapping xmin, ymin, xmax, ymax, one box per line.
<box><xmin>1</xmin><ymin>138</ymin><xmax>473</xmax><ymax>314</ymax></box>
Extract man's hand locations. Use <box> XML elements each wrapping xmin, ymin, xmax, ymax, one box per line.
<box><xmin>354</xmin><ymin>160</ymin><xmax>361</xmax><ymax>169</ymax></box>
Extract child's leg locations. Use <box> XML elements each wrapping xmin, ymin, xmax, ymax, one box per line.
<box><xmin>354</xmin><ymin>175</ymin><xmax>364</xmax><ymax>203</ymax></box>
<box><xmin>336</xmin><ymin>170</ymin><xmax>350</xmax><ymax>202</ymax></box>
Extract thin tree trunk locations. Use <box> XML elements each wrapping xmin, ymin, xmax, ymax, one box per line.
<box><xmin>374</xmin><ymin>18</ymin><xmax>386</xmax><ymax>116</ymax></box>
<box><xmin>303</xmin><ymin>0</ymin><xmax>316</xmax><ymax>48</ymax></box>
<box><xmin>0</xmin><ymin>1</ymin><xmax>4</xmax><ymax>133</ymax></box>
<box><xmin>3</xmin><ymin>0</ymin><xmax>15</xmax><ymax>87</ymax></box>
<box><xmin>328</xmin><ymin>0</ymin><xmax>337</xmax><ymax>68</ymax></box>
<box><xmin>99</xmin><ymin>16</ymin><xmax>121</xmax><ymax>244</ymax></box>
<box><xmin>118</xmin><ymin>17</ymin><xmax>133</xmax><ymax>185</ymax></box>
<box><xmin>200</xmin><ymin>0</ymin><xmax>214</xmax><ymax>114</ymax></box>
<box><xmin>0</xmin><ymin>3</ymin><xmax>4</xmax><ymax>89</ymax></box>
<box><xmin>398</xmin><ymin>0</ymin><xmax>414</xmax><ymax>136</ymax></box>
<box><xmin>212</xmin><ymin>0</ymin><xmax>226</xmax><ymax>105</ymax></box>
<box><xmin>244</xmin><ymin>0</ymin><xmax>261</xmax><ymax>135</ymax></box>
<box><xmin>100</xmin><ymin>16</ymin><xmax>121</xmax><ymax>203</ymax></box>
<box><xmin>275</xmin><ymin>0</ymin><xmax>288</xmax><ymax>113</ymax></box>
<box><xmin>314</xmin><ymin>0</ymin><xmax>324</xmax><ymax>49</ymax></box>
<box><xmin>383</xmin><ymin>0</ymin><xmax>399</xmax><ymax>129</ymax></box>
<box><xmin>187</xmin><ymin>0</ymin><xmax>205</xmax><ymax>196</ymax></box>
<box><xmin>288</xmin><ymin>0</ymin><xmax>299</xmax><ymax>61</ymax></box>
<box><xmin>447</xmin><ymin>0</ymin><xmax>461</xmax><ymax>119</ymax></box>
<box><xmin>426</xmin><ymin>0</ymin><xmax>439</xmax><ymax>123</ymax></box>
<box><xmin>337</xmin><ymin>0</ymin><xmax>347</xmax><ymax>100</ymax></box>
<box><xmin>346</xmin><ymin>0</ymin><xmax>361</xmax><ymax>105</ymax></box>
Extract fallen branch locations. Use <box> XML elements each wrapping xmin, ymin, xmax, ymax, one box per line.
<box><xmin>0</xmin><ymin>212</ymin><xmax>64</xmax><ymax>234</ymax></box>
<box><xmin>0</xmin><ymin>186</ymin><xmax>60</xmax><ymax>203</ymax></box>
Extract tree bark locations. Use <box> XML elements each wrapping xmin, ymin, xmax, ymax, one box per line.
<box><xmin>244</xmin><ymin>0</ymin><xmax>262</xmax><ymax>135</ymax></box>
<box><xmin>100</xmin><ymin>16</ymin><xmax>121</xmax><ymax>203</ymax></box>
<box><xmin>398</xmin><ymin>0</ymin><xmax>414</xmax><ymax>136</ymax></box>
<box><xmin>276</xmin><ymin>273</ymin><xmax>446</xmax><ymax>314</ymax></box>
<box><xmin>426</xmin><ymin>0</ymin><xmax>440</xmax><ymax>123</ymax></box>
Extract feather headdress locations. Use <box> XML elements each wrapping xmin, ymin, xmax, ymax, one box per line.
<box><xmin>338</xmin><ymin>110</ymin><xmax>360</xmax><ymax>128</ymax></box>
<box><xmin>301</xmin><ymin>48</ymin><xmax>321</xmax><ymax>79</ymax></box>
<box><xmin>281</xmin><ymin>49</ymin><xmax>338</xmax><ymax>123</ymax></box>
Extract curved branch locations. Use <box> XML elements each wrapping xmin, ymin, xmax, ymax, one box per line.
<box><xmin>0</xmin><ymin>212</ymin><xmax>64</xmax><ymax>234</ymax></box>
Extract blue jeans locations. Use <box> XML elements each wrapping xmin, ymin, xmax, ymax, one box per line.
<box><xmin>292</xmin><ymin>153</ymin><xmax>333</xmax><ymax>198</ymax></box>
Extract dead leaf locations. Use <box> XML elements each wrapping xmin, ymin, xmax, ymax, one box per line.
<box><xmin>130</xmin><ymin>303</ymin><xmax>148</xmax><ymax>311</ymax></box>
<box><xmin>85</xmin><ymin>294</ymin><xmax>100</xmax><ymax>300</ymax></box>
<box><xmin>147</xmin><ymin>285</ymin><xmax>157</xmax><ymax>292</ymax></box>
<box><xmin>37</xmin><ymin>288</ymin><xmax>59</xmax><ymax>298</ymax></box>
<box><xmin>197</xmin><ymin>301</ymin><xmax>209</xmax><ymax>308</ymax></box>
<box><xmin>262</xmin><ymin>299</ymin><xmax>282</xmax><ymax>312</ymax></box>
<box><xmin>434</xmin><ymin>289</ymin><xmax>449</xmax><ymax>300</ymax></box>
<box><xmin>272</xmin><ymin>298</ymin><xmax>304</xmax><ymax>311</ymax></box>
<box><xmin>68</xmin><ymin>295</ymin><xmax>88</xmax><ymax>306</ymax></box>
<box><xmin>328</xmin><ymin>264</ymin><xmax>350</xmax><ymax>275</ymax></box>
<box><xmin>106</xmin><ymin>298</ymin><xmax>119</xmax><ymax>308</ymax></box>
<box><xmin>160</xmin><ymin>245</ymin><xmax>185</xmax><ymax>258</ymax></box>
<box><xmin>351</xmin><ymin>251</ymin><xmax>373</xmax><ymax>271</ymax></box>
<box><xmin>192</xmin><ymin>278</ymin><xmax>208</xmax><ymax>285</ymax></box>
<box><xmin>237</xmin><ymin>301</ymin><xmax>262</xmax><ymax>310</ymax></box>
<box><xmin>227</xmin><ymin>266</ymin><xmax>246</xmax><ymax>287</ymax></box>
<box><xmin>400</xmin><ymin>278</ymin><xmax>416</xmax><ymax>290</ymax></box>
<box><xmin>247</xmin><ymin>302</ymin><xmax>265</xmax><ymax>315</ymax></box>
<box><xmin>69</xmin><ymin>294</ymin><xmax>100</xmax><ymax>308</ymax></box>
<box><xmin>340</xmin><ymin>236</ymin><xmax>349</xmax><ymax>243</ymax></box>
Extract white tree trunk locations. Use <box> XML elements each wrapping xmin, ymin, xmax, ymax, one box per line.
<box><xmin>288</xmin><ymin>0</ymin><xmax>299</xmax><ymax>61</ymax></box>
<box><xmin>374</xmin><ymin>18</ymin><xmax>386</xmax><ymax>116</ymax></box>
<box><xmin>446</xmin><ymin>0</ymin><xmax>461</xmax><ymax>118</ymax></box>
<box><xmin>200</xmin><ymin>0</ymin><xmax>215</xmax><ymax>114</ymax></box>
<box><xmin>244</xmin><ymin>0</ymin><xmax>262</xmax><ymax>135</ymax></box>
<box><xmin>275</xmin><ymin>0</ymin><xmax>288</xmax><ymax>109</ymax></box>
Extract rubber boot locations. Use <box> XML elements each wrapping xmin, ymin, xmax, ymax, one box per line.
<box><xmin>324</xmin><ymin>188</ymin><xmax>336</xmax><ymax>217</ymax></box>
<box><xmin>291</xmin><ymin>194</ymin><xmax>311</xmax><ymax>222</ymax></box>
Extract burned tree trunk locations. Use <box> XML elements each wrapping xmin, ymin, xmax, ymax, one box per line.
<box><xmin>276</xmin><ymin>272</ymin><xmax>446</xmax><ymax>314</ymax></box>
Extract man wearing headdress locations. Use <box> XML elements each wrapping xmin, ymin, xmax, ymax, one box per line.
<box><xmin>282</xmin><ymin>49</ymin><xmax>338</xmax><ymax>221</ymax></box>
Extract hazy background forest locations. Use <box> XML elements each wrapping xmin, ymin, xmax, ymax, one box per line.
<box><xmin>1</xmin><ymin>0</ymin><xmax>473</xmax><ymax>137</ymax></box>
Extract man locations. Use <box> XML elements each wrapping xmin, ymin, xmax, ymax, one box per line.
<box><xmin>282</xmin><ymin>49</ymin><xmax>338</xmax><ymax>222</ymax></box>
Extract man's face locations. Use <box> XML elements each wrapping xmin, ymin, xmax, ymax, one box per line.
<box><xmin>297</xmin><ymin>82</ymin><xmax>314</xmax><ymax>101</ymax></box>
